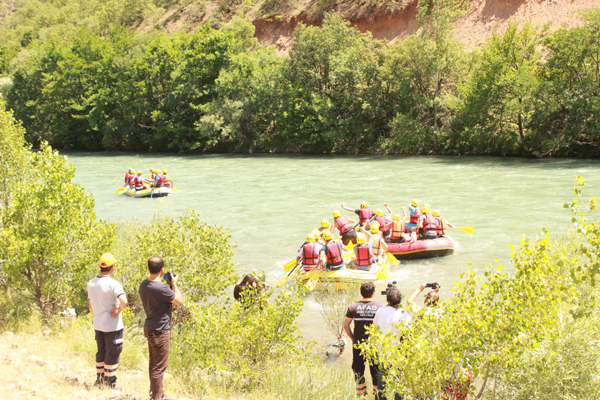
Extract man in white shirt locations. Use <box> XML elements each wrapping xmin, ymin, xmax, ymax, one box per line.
<box><xmin>373</xmin><ymin>287</ymin><xmax>411</xmax><ymax>400</ymax></box>
<box><xmin>87</xmin><ymin>253</ymin><xmax>128</xmax><ymax>388</ymax></box>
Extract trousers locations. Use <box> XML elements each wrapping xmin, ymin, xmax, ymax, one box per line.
<box><xmin>145</xmin><ymin>328</ymin><xmax>171</xmax><ymax>399</ymax></box>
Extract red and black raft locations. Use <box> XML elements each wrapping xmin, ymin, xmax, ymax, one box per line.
<box><xmin>386</xmin><ymin>237</ymin><xmax>454</xmax><ymax>260</ymax></box>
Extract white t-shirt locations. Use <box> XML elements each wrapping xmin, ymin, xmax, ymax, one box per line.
<box><xmin>87</xmin><ymin>275</ymin><xmax>125</xmax><ymax>332</ymax></box>
<box><xmin>373</xmin><ymin>305</ymin><xmax>412</xmax><ymax>334</ymax></box>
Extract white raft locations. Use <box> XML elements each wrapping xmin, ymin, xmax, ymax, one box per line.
<box><xmin>122</xmin><ymin>187</ymin><xmax>175</xmax><ymax>198</ymax></box>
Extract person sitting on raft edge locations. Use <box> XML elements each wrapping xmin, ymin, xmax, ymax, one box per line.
<box><xmin>319</xmin><ymin>230</ymin><xmax>347</xmax><ymax>271</ymax></box>
<box><xmin>433</xmin><ymin>210</ymin><xmax>453</xmax><ymax>238</ymax></box>
<box><xmin>362</xmin><ymin>222</ymin><xmax>388</xmax><ymax>261</ymax></box>
<box><xmin>296</xmin><ymin>233</ymin><xmax>321</xmax><ymax>271</ymax></box>
<box><xmin>124</xmin><ymin>168</ymin><xmax>134</xmax><ymax>189</ymax></box>
<box><xmin>407</xmin><ymin>199</ymin><xmax>421</xmax><ymax>232</ymax></box>
<box><xmin>162</xmin><ymin>170</ymin><xmax>173</xmax><ymax>188</ymax></box>
<box><xmin>389</xmin><ymin>213</ymin><xmax>416</xmax><ymax>244</ymax></box>
<box><xmin>373</xmin><ymin>209</ymin><xmax>392</xmax><ymax>240</ymax></box>
<box><xmin>417</xmin><ymin>205</ymin><xmax>438</xmax><ymax>240</ymax></box>
<box><xmin>318</xmin><ymin>219</ymin><xmax>330</xmax><ymax>235</ymax></box>
<box><xmin>347</xmin><ymin>233</ymin><xmax>376</xmax><ymax>271</ymax></box>
<box><xmin>332</xmin><ymin>210</ymin><xmax>357</xmax><ymax>245</ymax></box>
<box><xmin>341</xmin><ymin>201</ymin><xmax>375</xmax><ymax>229</ymax></box>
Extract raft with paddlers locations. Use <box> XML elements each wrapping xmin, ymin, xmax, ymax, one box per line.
<box><xmin>386</xmin><ymin>236</ymin><xmax>455</xmax><ymax>260</ymax></box>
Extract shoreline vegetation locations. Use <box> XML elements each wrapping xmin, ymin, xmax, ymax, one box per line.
<box><xmin>3</xmin><ymin>94</ymin><xmax>600</xmax><ymax>398</ymax></box>
<box><xmin>0</xmin><ymin>1</ymin><xmax>599</xmax><ymax>157</ymax></box>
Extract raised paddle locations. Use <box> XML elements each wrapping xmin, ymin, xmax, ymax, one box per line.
<box><xmin>283</xmin><ymin>259</ymin><xmax>297</xmax><ymax>272</ymax></box>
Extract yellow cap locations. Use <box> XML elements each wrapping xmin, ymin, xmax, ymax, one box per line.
<box><xmin>306</xmin><ymin>233</ymin><xmax>315</xmax><ymax>242</ymax></box>
<box><xmin>333</xmin><ymin>210</ymin><xmax>340</xmax><ymax>218</ymax></box>
<box><xmin>99</xmin><ymin>253</ymin><xmax>117</xmax><ymax>267</ymax></box>
<box><xmin>375</xmin><ymin>209</ymin><xmax>383</xmax><ymax>216</ymax></box>
<box><xmin>163</xmin><ymin>169</ymin><xmax>167</xmax><ymax>174</ymax></box>
<box><xmin>432</xmin><ymin>210</ymin><xmax>440</xmax><ymax>217</ymax></box>
<box><xmin>361</xmin><ymin>201</ymin><xmax>369</xmax><ymax>209</ymax></box>
<box><xmin>137</xmin><ymin>171</ymin><xmax>142</xmax><ymax>175</ymax></box>
<box><xmin>411</xmin><ymin>199</ymin><xmax>419</xmax><ymax>207</ymax></box>
<box><xmin>322</xmin><ymin>230</ymin><xmax>333</xmax><ymax>241</ymax></box>
<box><xmin>393</xmin><ymin>214</ymin><xmax>401</xmax><ymax>221</ymax></box>
<box><xmin>321</xmin><ymin>219</ymin><xmax>329</xmax><ymax>228</ymax></box>
<box><xmin>356</xmin><ymin>234</ymin><xmax>366</xmax><ymax>245</ymax></box>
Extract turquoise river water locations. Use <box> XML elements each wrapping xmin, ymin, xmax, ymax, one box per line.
<box><xmin>67</xmin><ymin>152</ymin><xmax>600</xmax><ymax>356</ymax></box>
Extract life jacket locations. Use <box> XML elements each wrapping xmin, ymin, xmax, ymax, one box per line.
<box><xmin>423</xmin><ymin>213</ymin><xmax>437</xmax><ymax>232</ymax></box>
<box><xmin>325</xmin><ymin>242</ymin><xmax>343</xmax><ymax>265</ymax></box>
<box><xmin>134</xmin><ymin>176</ymin><xmax>144</xmax><ymax>189</ymax></box>
<box><xmin>391</xmin><ymin>220</ymin><xmax>406</xmax><ymax>239</ymax></box>
<box><xmin>125</xmin><ymin>172</ymin><xmax>132</xmax><ymax>183</ymax></box>
<box><xmin>359</xmin><ymin>208</ymin><xmax>372</xmax><ymax>224</ymax></box>
<box><xmin>410</xmin><ymin>207</ymin><xmax>421</xmax><ymax>224</ymax></box>
<box><xmin>435</xmin><ymin>217</ymin><xmax>447</xmax><ymax>236</ymax></box>
<box><xmin>355</xmin><ymin>244</ymin><xmax>374</xmax><ymax>266</ymax></box>
<box><xmin>128</xmin><ymin>174</ymin><xmax>136</xmax><ymax>186</ymax></box>
<box><xmin>302</xmin><ymin>243</ymin><xmax>320</xmax><ymax>266</ymax></box>
<box><xmin>375</xmin><ymin>215</ymin><xmax>390</xmax><ymax>233</ymax></box>
<box><xmin>335</xmin><ymin>216</ymin><xmax>353</xmax><ymax>234</ymax></box>
<box><xmin>371</xmin><ymin>235</ymin><xmax>383</xmax><ymax>257</ymax></box>
<box><xmin>155</xmin><ymin>174</ymin><xmax>164</xmax><ymax>187</ymax></box>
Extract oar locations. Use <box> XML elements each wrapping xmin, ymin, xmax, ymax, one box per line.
<box><xmin>277</xmin><ymin>264</ymin><xmax>301</xmax><ymax>286</ymax></box>
<box><xmin>283</xmin><ymin>259</ymin><xmax>297</xmax><ymax>272</ymax></box>
<box><xmin>115</xmin><ymin>187</ymin><xmax>127</xmax><ymax>194</ymax></box>
<box><xmin>170</xmin><ymin>187</ymin><xmax>179</xmax><ymax>192</ymax></box>
<box><xmin>387</xmin><ymin>252</ymin><xmax>399</xmax><ymax>266</ymax></box>
<box><xmin>456</xmin><ymin>226</ymin><xmax>475</xmax><ymax>234</ymax></box>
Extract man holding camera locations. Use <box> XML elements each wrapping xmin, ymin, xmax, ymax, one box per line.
<box><xmin>344</xmin><ymin>282</ymin><xmax>383</xmax><ymax>397</ymax></box>
<box><xmin>139</xmin><ymin>256</ymin><xmax>183</xmax><ymax>400</ymax></box>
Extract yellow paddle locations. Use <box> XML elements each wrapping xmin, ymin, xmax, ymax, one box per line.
<box><xmin>283</xmin><ymin>259</ymin><xmax>297</xmax><ymax>272</ymax></box>
<box><xmin>170</xmin><ymin>187</ymin><xmax>179</xmax><ymax>192</ymax></box>
<box><xmin>115</xmin><ymin>187</ymin><xmax>127</xmax><ymax>194</ymax></box>
<box><xmin>303</xmin><ymin>268</ymin><xmax>322</xmax><ymax>290</ymax></box>
<box><xmin>276</xmin><ymin>266</ymin><xmax>301</xmax><ymax>286</ymax></box>
<box><xmin>387</xmin><ymin>252</ymin><xmax>399</xmax><ymax>266</ymax></box>
<box><xmin>457</xmin><ymin>226</ymin><xmax>475</xmax><ymax>234</ymax></box>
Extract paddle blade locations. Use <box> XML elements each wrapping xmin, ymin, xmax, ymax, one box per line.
<box><xmin>459</xmin><ymin>226</ymin><xmax>475</xmax><ymax>234</ymax></box>
<box><xmin>115</xmin><ymin>187</ymin><xmax>126</xmax><ymax>194</ymax></box>
<box><xmin>171</xmin><ymin>187</ymin><xmax>179</xmax><ymax>192</ymax></box>
<box><xmin>283</xmin><ymin>259</ymin><xmax>297</xmax><ymax>272</ymax></box>
<box><xmin>347</xmin><ymin>241</ymin><xmax>354</xmax><ymax>251</ymax></box>
<box><xmin>387</xmin><ymin>252</ymin><xmax>399</xmax><ymax>266</ymax></box>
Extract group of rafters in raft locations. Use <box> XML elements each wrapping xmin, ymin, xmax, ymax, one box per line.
<box><xmin>116</xmin><ymin>168</ymin><xmax>178</xmax><ymax>198</ymax></box>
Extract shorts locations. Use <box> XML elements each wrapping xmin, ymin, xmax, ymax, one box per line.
<box><xmin>326</xmin><ymin>262</ymin><xmax>345</xmax><ymax>271</ymax></box>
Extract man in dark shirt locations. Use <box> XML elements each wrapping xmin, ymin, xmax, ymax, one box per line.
<box><xmin>139</xmin><ymin>256</ymin><xmax>183</xmax><ymax>400</ymax></box>
<box><xmin>344</xmin><ymin>282</ymin><xmax>383</xmax><ymax>397</ymax></box>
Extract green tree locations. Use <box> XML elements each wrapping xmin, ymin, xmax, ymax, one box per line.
<box><xmin>0</xmin><ymin>142</ymin><xmax>111</xmax><ymax>323</ymax></box>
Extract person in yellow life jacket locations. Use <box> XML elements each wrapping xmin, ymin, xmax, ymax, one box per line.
<box><xmin>417</xmin><ymin>206</ymin><xmax>438</xmax><ymax>240</ymax></box>
<box><xmin>318</xmin><ymin>219</ymin><xmax>330</xmax><ymax>235</ymax></box>
<box><xmin>407</xmin><ymin>199</ymin><xmax>421</xmax><ymax>232</ymax></box>
<box><xmin>373</xmin><ymin>209</ymin><xmax>392</xmax><ymax>239</ymax></box>
<box><xmin>347</xmin><ymin>233</ymin><xmax>376</xmax><ymax>271</ymax></box>
<box><xmin>341</xmin><ymin>201</ymin><xmax>375</xmax><ymax>228</ymax></box>
<box><xmin>432</xmin><ymin>210</ymin><xmax>453</xmax><ymax>238</ymax></box>
<box><xmin>332</xmin><ymin>210</ymin><xmax>357</xmax><ymax>245</ymax></box>
<box><xmin>296</xmin><ymin>233</ymin><xmax>321</xmax><ymax>271</ymax></box>
<box><xmin>362</xmin><ymin>222</ymin><xmax>388</xmax><ymax>261</ymax></box>
<box><xmin>389</xmin><ymin>214</ymin><xmax>417</xmax><ymax>244</ymax></box>
<box><xmin>319</xmin><ymin>230</ymin><xmax>347</xmax><ymax>270</ymax></box>
<box><xmin>162</xmin><ymin>170</ymin><xmax>173</xmax><ymax>188</ymax></box>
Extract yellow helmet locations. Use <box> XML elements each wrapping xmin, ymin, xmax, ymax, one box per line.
<box><xmin>99</xmin><ymin>253</ymin><xmax>117</xmax><ymax>267</ymax></box>
<box><xmin>163</xmin><ymin>169</ymin><xmax>168</xmax><ymax>174</ymax></box>
<box><xmin>370</xmin><ymin>223</ymin><xmax>380</xmax><ymax>233</ymax></box>
<box><xmin>361</xmin><ymin>201</ymin><xmax>369</xmax><ymax>209</ymax></box>
<box><xmin>128</xmin><ymin>168</ymin><xmax>134</xmax><ymax>173</ymax></box>
<box><xmin>375</xmin><ymin>209</ymin><xmax>383</xmax><ymax>216</ymax></box>
<box><xmin>411</xmin><ymin>199</ymin><xmax>419</xmax><ymax>207</ymax></box>
<box><xmin>322</xmin><ymin>230</ymin><xmax>333</xmax><ymax>241</ymax></box>
<box><xmin>321</xmin><ymin>219</ymin><xmax>329</xmax><ymax>228</ymax></box>
<box><xmin>393</xmin><ymin>214</ymin><xmax>401</xmax><ymax>221</ymax></box>
<box><xmin>137</xmin><ymin>171</ymin><xmax>142</xmax><ymax>175</ymax></box>
<box><xmin>425</xmin><ymin>203</ymin><xmax>431</xmax><ymax>209</ymax></box>
<box><xmin>333</xmin><ymin>210</ymin><xmax>341</xmax><ymax>218</ymax></box>
<box><xmin>150</xmin><ymin>168</ymin><xmax>155</xmax><ymax>173</ymax></box>
<box><xmin>422</xmin><ymin>206</ymin><xmax>431</xmax><ymax>214</ymax></box>
<box><xmin>312</xmin><ymin>229</ymin><xmax>321</xmax><ymax>238</ymax></box>
<box><xmin>306</xmin><ymin>233</ymin><xmax>315</xmax><ymax>243</ymax></box>
<box><xmin>432</xmin><ymin>210</ymin><xmax>440</xmax><ymax>217</ymax></box>
<box><xmin>356</xmin><ymin>234</ymin><xmax>367</xmax><ymax>245</ymax></box>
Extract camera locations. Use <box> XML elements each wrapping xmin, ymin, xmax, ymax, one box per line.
<box><xmin>381</xmin><ymin>281</ymin><xmax>397</xmax><ymax>295</ymax></box>
<box><xmin>425</xmin><ymin>282</ymin><xmax>440</xmax><ymax>290</ymax></box>
<box><xmin>164</xmin><ymin>271</ymin><xmax>175</xmax><ymax>284</ymax></box>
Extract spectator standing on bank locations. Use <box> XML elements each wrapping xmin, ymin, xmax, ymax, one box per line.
<box><xmin>87</xmin><ymin>253</ymin><xmax>128</xmax><ymax>389</ymax></box>
<box><xmin>139</xmin><ymin>256</ymin><xmax>183</xmax><ymax>400</ymax></box>
<box><xmin>373</xmin><ymin>287</ymin><xmax>411</xmax><ymax>400</ymax></box>
<box><xmin>344</xmin><ymin>282</ymin><xmax>383</xmax><ymax>397</ymax></box>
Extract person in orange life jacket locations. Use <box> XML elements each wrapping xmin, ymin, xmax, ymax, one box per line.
<box><xmin>389</xmin><ymin>214</ymin><xmax>417</xmax><ymax>244</ymax></box>
<box><xmin>347</xmin><ymin>233</ymin><xmax>376</xmax><ymax>271</ymax></box>
<box><xmin>333</xmin><ymin>210</ymin><xmax>358</xmax><ymax>245</ymax></box>
<box><xmin>134</xmin><ymin>171</ymin><xmax>149</xmax><ymax>191</ymax></box>
<box><xmin>341</xmin><ymin>201</ymin><xmax>375</xmax><ymax>228</ymax></box>
<box><xmin>124</xmin><ymin>168</ymin><xmax>135</xmax><ymax>188</ymax></box>
<box><xmin>296</xmin><ymin>233</ymin><xmax>321</xmax><ymax>271</ymax></box>
<box><xmin>344</xmin><ymin>282</ymin><xmax>383</xmax><ymax>397</ymax></box>
<box><xmin>417</xmin><ymin>206</ymin><xmax>438</xmax><ymax>240</ymax></box>
<box><xmin>373</xmin><ymin>209</ymin><xmax>392</xmax><ymax>239</ymax></box>
<box><xmin>363</xmin><ymin>222</ymin><xmax>388</xmax><ymax>261</ymax></box>
<box><xmin>407</xmin><ymin>199</ymin><xmax>421</xmax><ymax>232</ymax></box>
<box><xmin>432</xmin><ymin>210</ymin><xmax>453</xmax><ymax>238</ymax></box>
<box><xmin>319</xmin><ymin>230</ymin><xmax>347</xmax><ymax>270</ymax></box>
<box><xmin>162</xmin><ymin>170</ymin><xmax>173</xmax><ymax>188</ymax></box>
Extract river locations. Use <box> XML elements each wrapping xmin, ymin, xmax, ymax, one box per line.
<box><xmin>68</xmin><ymin>152</ymin><xmax>600</xmax><ymax>360</ymax></box>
